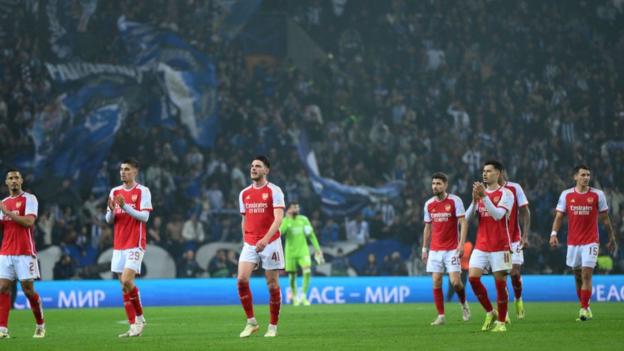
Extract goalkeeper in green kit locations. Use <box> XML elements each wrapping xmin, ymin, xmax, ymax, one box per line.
<box><xmin>280</xmin><ymin>202</ymin><xmax>324</xmax><ymax>306</ymax></box>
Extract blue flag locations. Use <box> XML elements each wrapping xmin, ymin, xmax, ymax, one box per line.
<box><xmin>296</xmin><ymin>132</ymin><xmax>406</xmax><ymax>217</ymax></box>
<box><xmin>117</xmin><ymin>16</ymin><xmax>218</xmax><ymax>147</ymax></box>
<box><xmin>30</xmin><ymin>77</ymin><xmax>127</xmax><ymax>190</ymax></box>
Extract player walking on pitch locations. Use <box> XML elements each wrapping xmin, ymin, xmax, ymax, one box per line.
<box><xmin>549</xmin><ymin>165</ymin><xmax>617</xmax><ymax>321</ymax></box>
<box><xmin>422</xmin><ymin>172</ymin><xmax>470</xmax><ymax>325</ymax></box>
<box><xmin>106</xmin><ymin>159</ymin><xmax>152</xmax><ymax>337</ymax></box>
<box><xmin>499</xmin><ymin>172</ymin><xmax>531</xmax><ymax>319</ymax></box>
<box><xmin>280</xmin><ymin>202</ymin><xmax>324</xmax><ymax>306</ymax></box>
<box><xmin>466</xmin><ymin>161</ymin><xmax>514</xmax><ymax>332</ymax></box>
<box><xmin>0</xmin><ymin>169</ymin><xmax>45</xmax><ymax>338</ymax></box>
<box><xmin>238</xmin><ymin>156</ymin><xmax>285</xmax><ymax>338</ymax></box>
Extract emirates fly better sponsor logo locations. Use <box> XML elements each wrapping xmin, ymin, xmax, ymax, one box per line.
<box><xmin>246</xmin><ymin>202</ymin><xmax>268</xmax><ymax>214</ymax></box>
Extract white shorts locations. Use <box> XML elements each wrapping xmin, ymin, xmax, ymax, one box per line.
<box><xmin>469</xmin><ymin>249</ymin><xmax>512</xmax><ymax>273</ymax></box>
<box><xmin>426</xmin><ymin>250</ymin><xmax>461</xmax><ymax>273</ymax></box>
<box><xmin>566</xmin><ymin>243</ymin><xmax>599</xmax><ymax>269</ymax></box>
<box><xmin>111</xmin><ymin>248</ymin><xmax>144</xmax><ymax>274</ymax></box>
<box><xmin>511</xmin><ymin>241</ymin><xmax>524</xmax><ymax>265</ymax></box>
<box><xmin>0</xmin><ymin>255</ymin><xmax>40</xmax><ymax>281</ymax></box>
<box><xmin>239</xmin><ymin>239</ymin><xmax>285</xmax><ymax>270</ymax></box>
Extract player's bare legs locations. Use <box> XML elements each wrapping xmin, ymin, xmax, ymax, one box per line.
<box><xmin>449</xmin><ymin>271</ymin><xmax>470</xmax><ymax>321</ymax></box>
<box><xmin>20</xmin><ymin>280</ymin><xmax>45</xmax><ymax>337</ymax></box>
<box><xmin>430</xmin><ymin>273</ymin><xmax>445</xmax><ymax>325</ymax></box>
<box><xmin>510</xmin><ymin>264</ymin><xmax>524</xmax><ymax>319</ymax></box>
<box><xmin>118</xmin><ymin>268</ymin><xmax>145</xmax><ymax>337</ymax></box>
<box><xmin>0</xmin><ymin>279</ymin><xmax>12</xmax><ymax>338</ymax></box>
<box><xmin>265</xmin><ymin>269</ymin><xmax>281</xmax><ymax>337</ymax></box>
<box><xmin>468</xmin><ymin>268</ymin><xmax>497</xmax><ymax>331</ymax></box>
<box><xmin>576</xmin><ymin>267</ymin><xmax>593</xmax><ymax>320</ymax></box>
<box><xmin>238</xmin><ymin>262</ymin><xmax>259</xmax><ymax>337</ymax></box>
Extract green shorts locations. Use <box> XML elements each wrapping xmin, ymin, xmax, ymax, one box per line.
<box><xmin>285</xmin><ymin>254</ymin><xmax>312</xmax><ymax>272</ymax></box>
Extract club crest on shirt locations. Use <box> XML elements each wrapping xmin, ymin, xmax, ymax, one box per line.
<box><xmin>587</xmin><ymin>197</ymin><xmax>594</xmax><ymax>204</ymax></box>
<box><xmin>15</xmin><ymin>201</ymin><xmax>22</xmax><ymax>209</ymax></box>
<box><xmin>132</xmin><ymin>194</ymin><xmax>138</xmax><ymax>202</ymax></box>
<box><xmin>445</xmin><ymin>204</ymin><xmax>452</xmax><ymax>211</ymax></box>
<box><xmin>493</xmin><ymin>196</ymin><xmax>500</xmax><ymax>203</ymax></box>
<box><xmin>571</xmin><ymin>199</ymin><xmax>576</xmax><ymax>203</ymax></box>
<box><xmin>262</xmin><ymin>193</ymin><xmax>269</xmax><ymax>200</ymax></box>
<box><xmin>246</xmin><ymin>195</ymin><xmax>251</xmax><ymax>200</ymax></box>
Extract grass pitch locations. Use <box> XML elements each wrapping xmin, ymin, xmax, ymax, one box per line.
<box><xmin>3</xmin><ymin>302</ymin><xmax>623</xmax><ymax>350</ymax></box>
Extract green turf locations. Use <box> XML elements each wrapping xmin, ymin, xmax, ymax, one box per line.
<box><xmin>2</xmin><ymin>302</ymin><xmax>623</xmax><ymax>350</ymax></box>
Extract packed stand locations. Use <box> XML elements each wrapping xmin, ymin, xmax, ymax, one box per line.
<box><xmin>0</xmin><ymin>0</ymin><xmax>623</xmax><ymax>278</ymax></box>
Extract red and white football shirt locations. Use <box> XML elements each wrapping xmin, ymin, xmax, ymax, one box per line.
<box><xmin>0</xmin><ymin>192</ymin><xmax>38</xmax><ymax>256</ymax></box>
<box><xmin>109</xmin><ymin>184</ymin><xmax>152</xmax><ymax>250</ymax></box>
<box><xmin>556</xmin><ymin>187</ymin><xmax>608</xmax><ymax>245</ymax></box>
<box><xmin>504</xmin><ymin>181</ymin><xmax>529</xmax><ymax>242</ymax></box>
<box><xmin>239</xmin><ymin>182</ymin><xmax>285</xmax><ymax>245</ymax></box>
<box><xmin>424</xmin><ymin>194</ymin><xmax>465</xmax><ymax>250</ymax></box>
<box><xmin>475</xmin><ymin>187</ymin><xmax>514</xmax><ymax>252</ymax></box>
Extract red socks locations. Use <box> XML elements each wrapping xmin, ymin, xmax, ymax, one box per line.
<box><xmin>576</xmin><ymin>288</ymin><xmax>582</xmax><ymax>305</ymax></box>
<box><xmin>511</xmin><ymin>274</ymin><xmax>522</xmax><ymax>300</ymax></box>
<box><xmin>469</xmin><ymin>277</ymin><xmax>493</xmax><ymax>312</ymax></box>
<box><xmin>27</xmin><ymin>293</ymin><xmax>45</xmax><ymax>325</ymax></box>
<box><xmin>433</xmin><ymin>288</ymin><xmax>444</xmax><ymax>315</ymax></box>
<box><xmin>128</xmin><ymin>287</ymin><xmax>144</xmax><ymax>317</ymax></box>
<box><xmin>455</xmin><ymin>286</ymin><xmax>467</xmax><ymax>304</ymax></box>
<box><xmin>269</xmin><ymin>287</ymin><xmax>281</xmax><ymax>325</ymax></box>
<box><xmin>495</xmin><ymin>279</ymin><xmax>509</xmax><ymax>322</ymax></box>
<box><xmin>580</xmin><ymin>289</ymin><xmax>591</xmax><ymax>309</ymax></box>
<box><xmin>0</xmin><ymin>292</ymin><xmax>10</xmax><ymax>328</ymax></box>
<box><xmin>122</xmin><ymin>293</ymin><xmax>136</xmax><ymax>324</ymax></box>
<box><xmin>238</xmin><ymin>281</ymin><xmax>255</xmax><ymax>318</ymax></box>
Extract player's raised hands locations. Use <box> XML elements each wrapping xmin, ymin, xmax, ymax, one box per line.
<box><xmin>549</xmin><ymin>235</ymin><xmax>559</xmax><ymax>248</ymax></box>
<box><xmin>115</xmin><ymin>195</ymin><xmax>126</xmax><ymax>208</ymax></box>
<box><xmin>473</xmin><ymin>182</ymin><xmax>486</xmax><ymax>198</ymax></box>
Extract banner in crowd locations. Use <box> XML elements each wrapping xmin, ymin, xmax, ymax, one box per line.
<box><xmin>13</xmin><ymin>276</ymin><xmax>624</xmax><ymax>310</ymax></box>
<box><xmin>44</xmin><ymin>0</ymin><xmax>98</xmax><ymax>60</ymax></box>
<box><xmin>297</xmin><ymin>132</ymin><xmax>406</xmax><ymax>217</ymax></box>
<box><xmin>117</xmin><ymin>16</ymin><xmax>218</xmax><ymax>148</ymax></box>
<box><xmin>30</xmin><ymin>73</ymin><xmax>131</xmax><ymax>187</ymax></box>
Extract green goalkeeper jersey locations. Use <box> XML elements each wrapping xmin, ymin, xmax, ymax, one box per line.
<box><xmin>280</xmin><ymin>215</ymin><xmax>321</xmax><ymax>257</ymax></box>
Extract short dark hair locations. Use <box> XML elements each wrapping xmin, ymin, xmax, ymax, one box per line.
<box><xmin>288</xmin><ymin>201</ymin><xmax>299</xmax><ymax>208</ymax></box>
<box><xmin>254</xmin><ymin>155</ymin><xmax>271</xmax><ymax>169</ymax></box>
<box><xmin>573</xmin><ymin>164</ymin><xmax>590</xmax><ymax>174</ymax></box>
<box><xmin>483</xmin><ymin>160</ymin><xmax>504</xmax><ymax>172</ymax></box>
<box><xmin>122</xmin><ymin>158</ymin><xmax>140</xmax><ymax>169</ymax></box>
<box><xmin>5</xmin><ymin>168</ymin><xmax>20</xmax><ymax>176</ymax></box>
<box><xmin>431</xmin><ymin>172</ymin><xmax>448</xmax><ymax>183</ymax></box>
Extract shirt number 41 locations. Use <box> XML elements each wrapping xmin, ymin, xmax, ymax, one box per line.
<box><xmin>271</xmin><ymin>252</ymin><xmax>280</xmax><ymax>262</ymax></box>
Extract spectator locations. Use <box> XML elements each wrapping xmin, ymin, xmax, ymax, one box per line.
<box><xmin>208</xmin><ymin>249</ymin><xmax>236</xmax><ymax>277</ymax></box>
<box><xmin>320</xmin><ymin>218</ymin><xmax>340</xmax><ymax>244</ymax></box>
<box><xmin>345</xmin><ymin>214</ymin><xmax>370</xmax><ymax>245</ymax></box>
<box><xmin>361</xmin><ymin>253</ymin><xmax>378</xmax><ymax>276</ymax></box>
<box><xmin>182</xmin><ymin>213</ymin><xmax>206</xmax><ymax>249</ymax></box>
<box><xmin>177</xmin><ymin>250</ymin><xmax>203</xmax><ymax>278</ymax></box>
<box><xmin>53</xmin><ymin>254</ymin><xmax>77</xmax><ymax>280</ymax></box>
<box><xmin>331</xmin><ymin>248</ymin><xmax>353</xmax><ymax>276</ymax></box>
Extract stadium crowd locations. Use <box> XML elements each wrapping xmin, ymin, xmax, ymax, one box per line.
<box><xmin>1</xmin><ymin>0</ymin><xmax>623</xmax><ymax>278</ymax></box>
